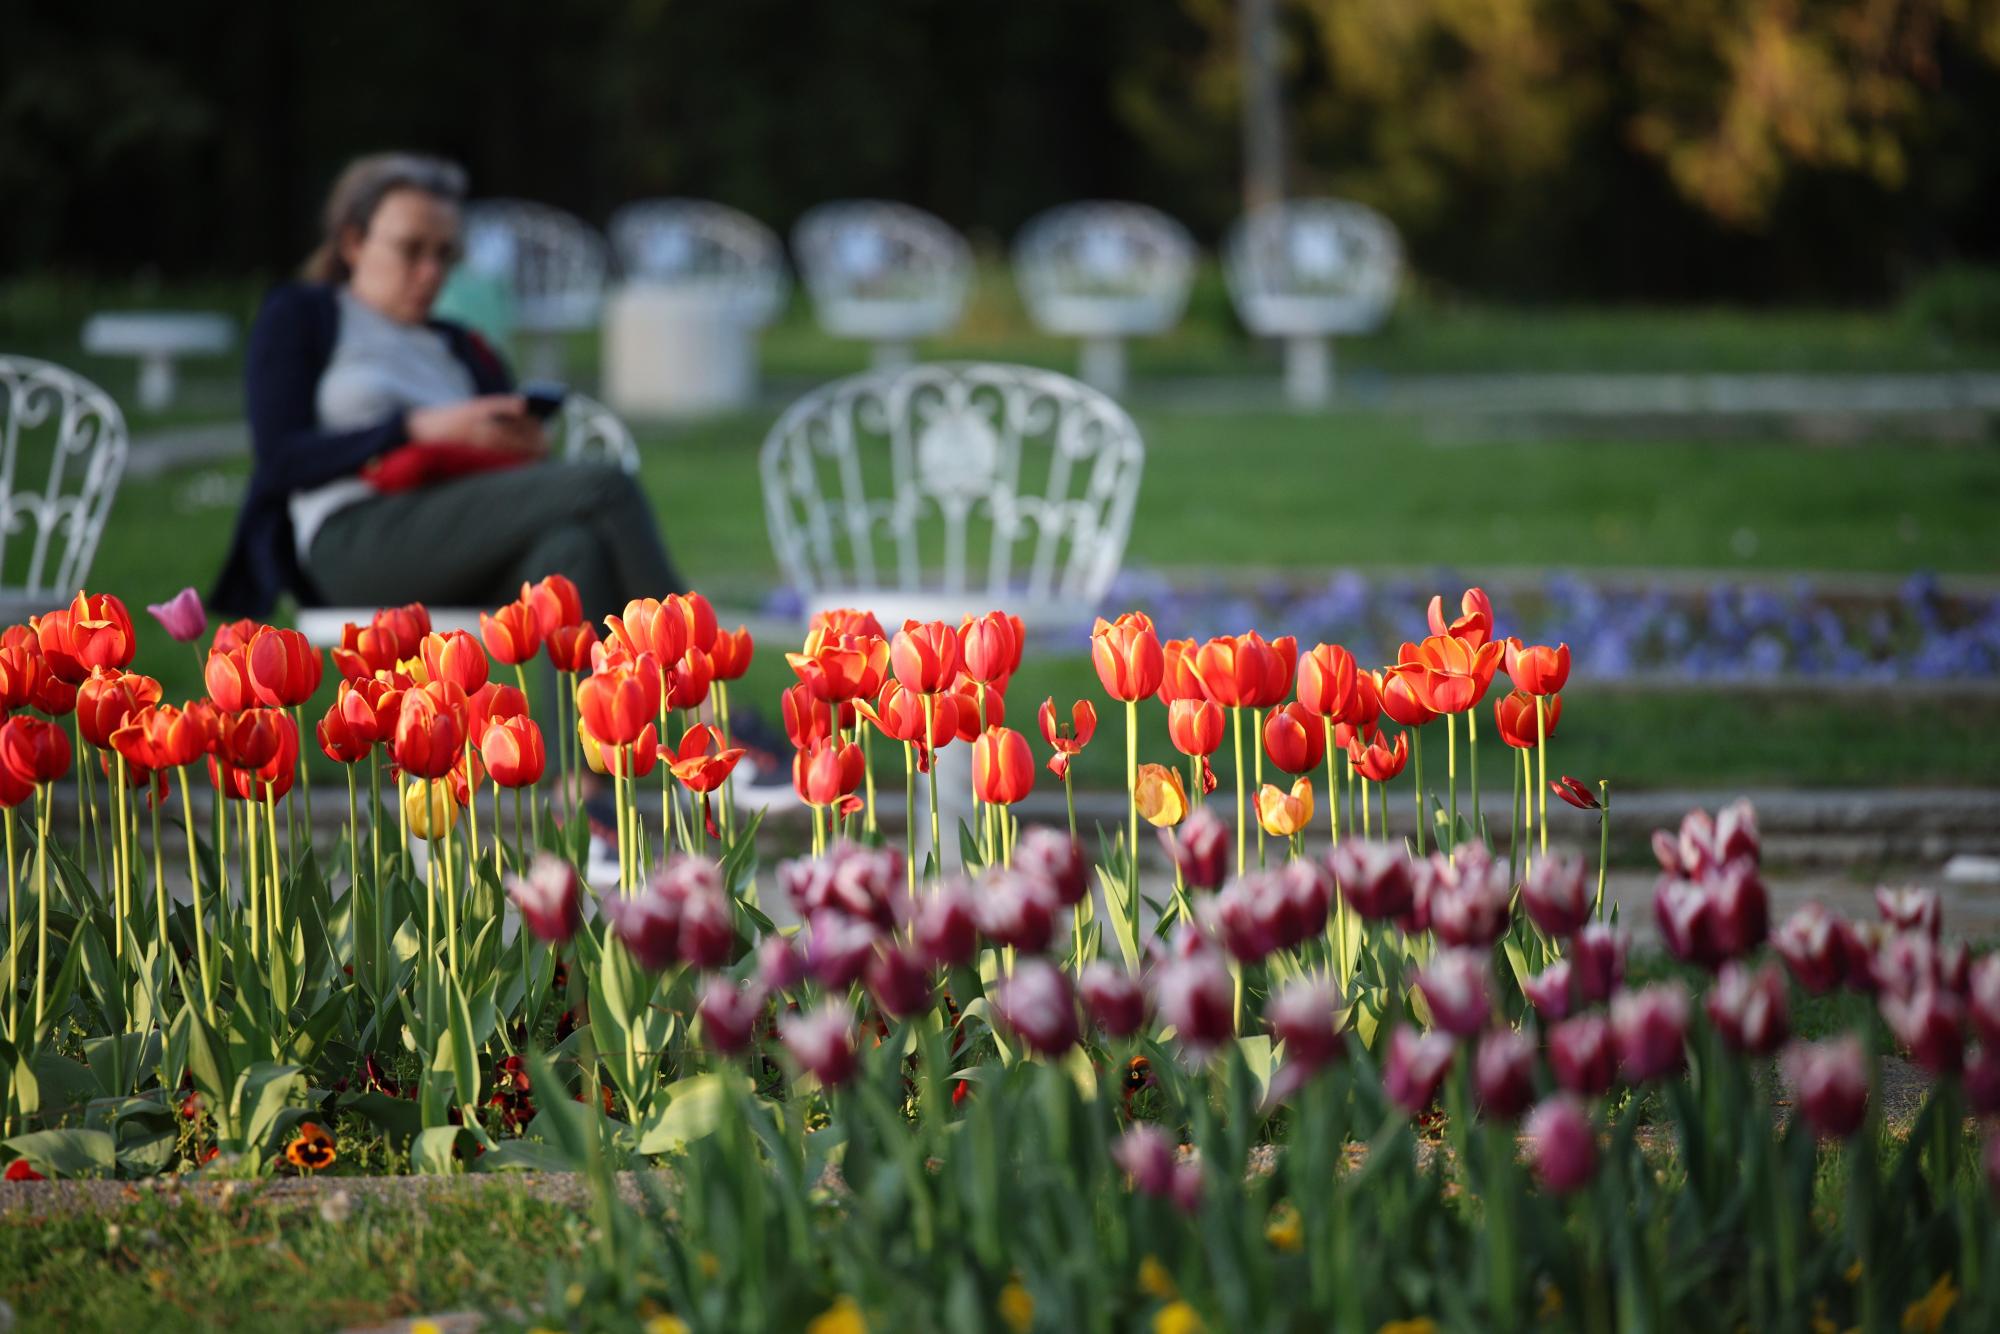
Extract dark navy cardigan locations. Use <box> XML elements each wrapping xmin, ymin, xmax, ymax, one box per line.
<box><xmin>208</xmin><ymin>282</ymin><xmax>512</xmax><ymax>618</ymax></box>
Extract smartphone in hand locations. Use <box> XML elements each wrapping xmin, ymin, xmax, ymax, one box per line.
<box><xmin>520</xmin><ymin>380</ymin><xmax>568</xmax><ymax>420</ymax></box>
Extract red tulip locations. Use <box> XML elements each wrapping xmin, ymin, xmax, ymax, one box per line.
<box><xmin>1192</xmin><ymin>633</ymin><xmax>1274</xmax><ymax>709</ymax></box>
<box><xmin>505</xmin><ymin>852</ymin><xmax>581</xmax><ymax>944</ymax></box>
<box><xmin>1504</xmin><ymin>638</ymin><xmax>1570</xmax><ymax>696</ymax></box>
<box><xmin>1526</xmin><ymin>1095</ymin><xmax>1597</xmax><ymax>1193</ymax></box>
<box><xmin>1427</xmin><ymin>587</ymin><xmax>1494</xmax><ymax>649</ymax></box>
<box><xmin>708</xmin><ymin>626</ymin><xmax>755</xmax><ymax>681</ymax></box>
<box><xmin>480</xmin><ymin>717</ymin><xmax>547</xmax><ymax>788</ymax></box>
<box><xmin>973</xmin><ymin>726</ymin><xmax>1034</xmax><ymax>805</ymax></box>
<box><xmin>212</xmin><ymin>710</ymin><xmax>299</xmax><ymax>801</ymax></box>
<box><xmin>242</xmin><ymin>627</ymin><xmax>321</xmax><ymax>709</ymax></box>
<box><xmin>669</xmin><ymin>592</ymin><xmax>719</xmax><ymax>655</ymax></box>
<box><xmin>1261</xmin><ymin>700</ymin><xmax>1325</xmax><ymax>776</ymax></box>
<box><xmin>1347</xmin><ymin>730</ymin><xmax>1409</xmax><ymax>783</ymax></box>
<box><xmin>664</xmin><ymin>648</ymin><xmax>714</xmax><ymax>711</ymax></box>
<box><xmin>1611</xmin><ymin>983</ymin><xmax>1690</xmax><ymax>1083</ymax></box>
<box><xmin>1377</xmin><ymin>667</ymin><xmax>1437</xmax><ymax>729</ymax></box>
<box><xmin>792</xmin><ymin>737</ymin><xmax>865</xmax><ymax>807</ymax></box>
<box><xmin>1164</xmin><ymin>699</ymin><xmax>1221</xmax><ymax>763</ymax></box>
<box><xmin>960</xmin><ymin>611</ymin><xmax>1024</xmax><ymax>685</ymax></box>
<box><xmin>0</xmin><ymin>644</ymin><xmax>47</xmax><ymax>714</ymax></box>
<box><xmin>1</xmin><ymin>716</ymin><xmax>71</xmax><ymax>786</ymax></box>
<box><xmin>995</xmin><ymin>958</ymin><xmax>1079</xmax><ymax>1056</ymax></box>
<box><xmin>578</xmin><ymin>657</ymin><xmax>662</xmax><ymax>747</ymax></box>
<box><xmin>785</xmin><ymin>635</ymin><xmax>880</xmax><ymax>703</ymax></box>
<box><xmin>76</xmin><ymin>669</ymin><xmax>163</xmax><ymax>749</ymax></box>
<box><xmin>1295</xmin><ymin>642</ymin><xmax>1358</xmax><ymax>719</ymax></box>
<box><xmin>1157</xmin><ymin>637</ymin><xmax>1203</xmax><ymax>704</ymax></box>
<box><xmin>419</xmin><ymin>630</ymin><xmax>489</xmax><ymax>694</ymax></box>
<box><xmin>1037</xmin><ymin>697</ymin><xmax>1096</xmax><ymax>761</ymax></box>
<box><xmin>546</xmin><ymin>622</ymin><xmax>599</xmax><ymax>673</ymax></box>
<box><xmin>582</xmin><ymin>720</ymin><xmax>658</xmax><ymax>779</ymax></box>
<box><xmin>393</xmin><ymin>689</ymin><xmax>464</xmax><ymax>780</ymax></box>
<box><xmin>315</xmin><ymin>701</ymin><xmax>372</xmax><ymax>764</ymax></box>
<box><xmin>1783</xmin><ymin>1036</ymin><xmax>1869</xmax><ymax>1139</ymax></box>
<box><xmin>112</xmin><ymin>703</ymin><xmax>209</xmax><ymax>771</ymax></box>
<box><xmin>1475</xmin><ymin>1028</ymin><xmax>1537</xmax><ymax>1120</ymax></box>
<box><xmin>338</xmin><ymin>676</ymin><xmax>401</xmax><ymax>746</ymax></box>
<box><xmin>480</xmin><ymin>600</ymin><xmax>544</xmax><ymax>666</ymax></box>
<box><xmin>1383</xmin><ymin>1024</ymin><xmax>1456</xmax><ymax>1113</ymax></box>
<box><xmin>332</xmin><ymin>614</ymin><xmax>414</xmax><ymax>680</ymax></box>
<box><xmin>1493</xmin><ymin>689</ymin><xmax>1558</xmax><ymax>749</ymax></box>
<box><xmin>520</xmin><ymin>574</ymin><xmax>584</xmax><ymax>637</ymax></box>
<box><xmin>854</xmin><ymin>680</ymin><xmax>955</xmax><ymax>769</ymax></box>
<box><xmin>665</xmin><ymin>723</ymin><xmax>745</xmax><ymax>794</ymax></box>
<box><xmin>204</xmin><ymin>644</ymin><xmax>256</xmax><ymax>713</ymax></box>
<box><xmin>606</xmin><ymin>597</ymin><xmax>689</xmax><ymax>667</ymax></box>
<box><xmin>947</xmin><ymin>675</ymin><xmax>1003</xmax><ymax>741</ymax></box>
<box><xmin>1090</xmin><ymin>612</ymin><xmax>1164</xmax><ymax>701</ymax></box>
<box><xmin>1550</xmin><ymin>774</ymin><xmax>1598</xmax><ymax>810</ymax></box>
<box><xmin>65</xmin><ymin>592</ymin><xmax>137</xmax><ymax>674</ymax></box>
<box><xmin>889</xmin><ymin>620</ymin><xmax>961</xmax><ymax>694</ymax></box>
<box><xmin>1706</xmin><ymin>960</ymin><xmax>1790</xmax><ymax>1055</ymax></box>
<box><xmin>1395</xmin><ymin>634</ymin><xmax>1504</xmax><ymax>714</ymax></box>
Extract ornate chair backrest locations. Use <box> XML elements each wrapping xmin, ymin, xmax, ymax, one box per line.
<box><xmin>791</xmin><ymin>201</ymin><xmax>972</xmax><ymax>341</ymax></box>
<box><xmin>760</xmin><ymin>363</ymin><xmax>1145</xmax><ymax>632</ymax></box>
<box><xmin>1014</xmin><ymin>201</ymin><xmax>1196</xmax><ymax>337</ymax></box>
<box><xmin>460</xmin><ymin>199</ymin><xmax>609</xmax><ymax>334</ymax></box>
<box><xmin>0</xmin><ymin>356</ymin><xmax>128</xmax><ymax>605</ymax></box>
<box><xmin>549</xmin><ymin>392</ymin><xmax>640</xmax><ymax>474</ymax></box>
<box><xmin>608</xmin><ymin>199</ymin><xmax>789</xmax><ymax>327</ymax></box>
<box><xmin>1225</xmin><ymin>198</ymin><xmax>1402</xmax><ymax>337</ymax></box>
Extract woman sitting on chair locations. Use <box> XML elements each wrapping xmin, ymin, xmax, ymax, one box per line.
<box><xmin>210</xmin><ymin>152</ymin><xmax>683</xmax><ymax>621</ymax></box>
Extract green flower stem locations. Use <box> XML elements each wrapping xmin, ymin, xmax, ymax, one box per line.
<box><xmin>1126</xmin><ymin>698</ymin><xmax>1140</xmax><ymax>949</ymax></box>
<box><xmin>1410</xmin><ymin>728</ymin><xmax>1426</xmax><ymax>858</ymax></box>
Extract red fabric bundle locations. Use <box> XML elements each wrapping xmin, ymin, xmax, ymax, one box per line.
<box><xmin>364</xmin><ymin>442</ymin><xmax>527</xmax><ymax>493</ymax></box>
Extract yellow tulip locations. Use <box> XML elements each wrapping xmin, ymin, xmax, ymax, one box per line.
<box><xmin>1255</xmin><ymin>777</ymin><xmax>1314</xmax><ymax>838</ymax></box>
<box><xmin>1134</xmin><ymin>763</ymin><xmax>1188</xmax><ymax>828</ymax></box>
<box><xmin>401</xmin><ymin>778</ymin><xmax>460</xmax><ymax>839</ymax></box>
<box><xmin>806</xmin><ymin>1296</ymin><xmax>868</xmax><ymax>1334</ymax></box>
<box><xmin>1153</xmin><ymin>1301</ymin><xmax>1205</xmax><ymax>1334</ymax></box>
<box><xmin>998</xmin><ymin>1278</ymin><xmax>1035</xmax><ymax>1334</ymax></box>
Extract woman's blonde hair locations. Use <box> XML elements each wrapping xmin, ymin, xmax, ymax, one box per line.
<box><xmin>301</xmin><ymin>152</ymin><xmax>469</xmax><ymax>284</ymax></box>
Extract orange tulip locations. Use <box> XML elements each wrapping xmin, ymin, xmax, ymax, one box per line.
<box><xmin>212</xmin><ymin>710</ymin><xmax>298</xmax><ymax>801</ymax></box>
<box><xmin>209</xmin><ymin>617</ymin><xmax>261</xmax><ymax>656</ymax></box>
<box><xmin>1333</xmin><ymin>672</ymin><xmax>1383</xmax><ymax>750</ymax></box>
<box><xmin>420</xmin><ymin>630</ymin><xmax>490</xmax><ymax>694</ymax></box>
<box><xmin>204</xmin><ymin>644</ymin><xmax>256</xmax><ymax>713</ymax></box>
<box><xmin>0</xmin><ymin>645</ymin><xmax>47</xmax><ymax>714</ymax></box>
<box><xmin>248</xmin><ymin>626</ymin><xmax>323</xmax><ymax>709</ymax></box>
<box><xmin>808</xmin><ymin>607</ymin><xmax>886</xmax><ymax>643</ymax></box>
<box><xmin>393</xmin><ymin>689</ymin><xmax>463</xmax><ymax>780</ymax></box>
<box><xmin>1377</xmin><ymin>666</ymin><xmax>1438</xmax><ymax>729</ymax></box>
<box><xmin>785</xmin><ymin>635</ymin><xmax>879</xmax><ymax>702</ymax></box>
<box><xmin>1038</xmin><ymin>698</ymin><xmax>1097</xmax><ymax>758</ymax></box>
<box><xmin>40</xmin><ymin>592</ymin><xmax>136</xmax><ymax>680</ymax></box>
<box><xmin>1167</xmin><ymin>697</ymin><xmax>1224</xmax><ymax>757</ymax></box>
<box><xmin>889</xmin><ymin>620</ymin><xmax>962</xmax><ymax>694</ymax></box>
<box><xmin>1133</xmin><ymin>762</ymin><xmax>1188</xmax><ymax>827</ymax></box>
<box><xmin>315</xmin><ymin>700</ymin><xmax>372</xmax><ymax>764</ymax></box>
<box><xmin>1504</xmin><ymin>638</ymin><xmax>1570</xmax><ymax>696</ymax></box>
<box><xmin>1494</xmin><ymin>689</ymin><xmax>1560</xmax><ymax>749</ymax></box>
<box><xmin>338</xmin><ymin>676</ymin><xmax>402</xmax><ymax>746</ymax></box>
<box><xmin>582</xmin><ymin>720</ymin><xmax>659</xmax><ymax>778</ymax></box>
<box><xmin>781</xmin><ymin>681</ymin><xmax>834</xmax><ymax>750</ymax></box>
<box><xmin>1296</xmin><ymin>643</ymin><xmax>1358</xmax><ymax>719</ymax></box>
<box><xmin>1091</xmin><ymin>612</ymin><xmax>1164</xmax><ymax>701</ymax></box>
<box><xmin>606</xmin><ymin>597</ymin><xmax>689</xmax><ymax>666</ymax></box>
<box><xmin>546</xmin><ymin>621</ymin><xmax>599</xmax><ymax>673</ymax></box>
<box><xmin>949</xmin><ymin>675</ymin><xmax>1005</xmax><ymax>741</ymax></box>
<box><xmin>77</xmin><ymin>668</ymin><xmax>163</xmax><ymax>749</ymax></box>
<box><xmin>960</xmin><ymin>611</ymin><xmax>1025</xmax><ymax>686</ymax></box>
<box><xmin>1157</xmin><ymin>637</ymin><xmax>1205</xmax><ymax>704</ymax></box>
<box><xmin>855</xmin><ymin>680</ymin><xmax>957</xmax><ymax>764</ymax></box>
<box><xmin>1393</xmin><ymin>634</ymin><xmax>1504</xmax><ymax>715</ymax></box>
<box><xmin>520</xmin><ymin>574</ymin><xmax>584</xmax><ymax>637</ymax></box>
<box><xmin>1349</xmin><ymin>730</ymin><xmax>1410</xmax><ymax>783</ymax></box>
<box><xmin>1427</xmin><ymin>587</ymin><xmax>1495</xmax><ymax>649</ymax></box>
<box><xmin>29</xmin><ymin>670</ymin><xmax>76</xmax><ymax>718</ymax></box>
<box><xmin>665</xmin><ymin>723</ymin><xmax>746</xmax><ymax>794</ymax></box>
<box><xmin>709</xmin><ymin>626</ymin><xmax>755</xmax><ymax>681</ymax></box>
<box><xmin>972</xmin><ymin>726</ymin><xmax>1035</xmax><ymax>805</ymax></box>
<box><xmin>468</xmin><ymin>681</ymin><xmax>528</xmax><ymax>736</ymax></box>
<box><xmin>1255</xmin><ymin>777</ymin><xmax>1314</xmax><ymax>837</ymax></box>
<box><xmin>793</xmin><ymin>737</ymin><xmax>865</xmax><ymax>806</ymax></box>
<box><xmin>112</xmin><ymin>702</ymin><xmax>209</xmax><ymax>771</ymax></box>
<box><xmin>332</xmin><ymin>617</ymin><xmax>404</xmax><ymax>680</ymax></box>
<box><xmin>480</xmin><ymin>716</ymin><xmax>547</xmax><ymax>788</ymax></box>
<box><xmin>668</xmin><ymin>591</ymin><xmax>719</xmax><ymax>655</ymax></box>
<box><xmin>1246</xmin><ymin>635</ymin><xmax>1297</xmax><ymax>709</ymax></box>
<box><xmin>665</xmin><ymin>648</ymin><xmax>715</xmax><ymax>711</ymax></box>
<box><xmin>480</xmin><ymin>600</ymin><xmax>544</xmax><ymax>666</ymax></box>
<box><xmin>578</xmin><ymin>656</ymin><xmax>661</xmax><ymax>747</ymax></box>
<box><xmin>1262</xmin><ymin>701</ymin><xmax>1326</xmax><ymax>776</ymax></box>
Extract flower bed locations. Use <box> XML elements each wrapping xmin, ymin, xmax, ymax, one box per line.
<box><xmin>0</xmin><ymin>585</ymin><xmax>1995</xmax><ymax>1331</ymax></box>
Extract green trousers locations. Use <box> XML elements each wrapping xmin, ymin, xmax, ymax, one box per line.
<box><xmin>305</xmin><ymin>461</ymin><xmax>683</xmax><ymax>621</ymax></box>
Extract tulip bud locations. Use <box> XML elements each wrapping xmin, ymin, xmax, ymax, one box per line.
<box><xmin>1013</xmin><ymin>827</ymin><xmax>1089</xmax><ymax>906</ymax></box>
<box><xmin>1261</xmin><ymin>702</ymin><xmax>1326</xmax><ymax>776</ymax></box>
<box><xmin>781</xmin><ymin>1003</ymin><xmax>858</xmax><ymax>1087</ymax></box>
<box><xmin>698</xmin><ymin>977</ymin><xmax>766</xmax><ymax>1056</ymax></box>
<box><xmin>1522</xmin><ymin>962</ymin><xmax>1574</xmax><ymax>1022</ymax></box>
<box><xmin>1504</xmin><ymin>639</ymin><xmax>1569</xmax><ymax>696</ymax></box>
<box><xmin>1266</xmin><ymin>978</ymin><xmax>1342</xmax><ymax>1070</ymax></box>
<box><xmin>1113</xmin><ymin>1124</ymin><xmax>1178</xmax><ymax>1198</ymax></box>
<box><xmin>1153</xmin><ymin>945</ymin><xmax>1234</xmax><ymax>1059</ymax></box>
<box><xmin>1079</xmin><ymin>962</ymin><xmax>1148</xmax><ymax>1038</ymax></box>
<box><xmin>1611</xmin><ymin>983</ymin><xmax>1690</xmax><ymax>1084</ymax></box>
<box><xmin>504</xmin><ymin>853</ymin><xmax>581</xmax><ymax>945</ymax></box>
<box><xmin>972</xmin><ymin>726</ymin><xmax>1035</xmax><ymax>805</ymax></box>
<box><xmin>1874</xmin><ymin>886</ymin><xmax>1940</xmax><ymax>940</ymax></box>
<box><xmin>1413</xmin><ymin>948</ymin><xmax>1493</xmax><ymax>1037</ymax></box>
<box><xmin>1549</xmin><ymin>1014</ymin><xmax>1615</xmax><ymax>1096</ymax></box>
<box><xmin>1881</xmin><ymin>986</ymin><xmax>1965</xmax><ymax>1074</ymax></box>
<box><xmin>1383</xmin><ymin>1025</ymin><xmax>1456</xmax><ymax>1114</ymax></box>
<box><xmin>1783</xmin><ymin>1036</ymin><xmax>1869</xmax><ymax>1139</ymax></box>
<box><xmin>1525</xmin><ymin>1095</ymin><xmax>1597</xmax><ymax>1193</ymax></box>
<box><xmin>1161</xmin><ymin>806</ymin><xmax>1231</xmax><ymax>891</ymax></box>
<box><xmin>866</xmin><ymin>943</ymin><xmax>935</xmax><ymax>1019</ymax></box>
<box><xmin>146</xmin><ymin>587</ymin><xmax>207</xmax><ymax>644</ymax></box>
<box><xmin>1773</xmin><ymin>903</ymin><xmax>1848</xmax><ymax>995</ymax></box>
<box><xmin>1520</xmin><ymin>850</ymin><xmax>1592</xmax><ymax>938</ymax></box>
<box><xmin>1475</xmin><ymin>1027</ymin><xmax>1538</xmax><ymax>1121</ymax></box>
<box><xmin>915</xmin><ymin>882</ymin><xmax>980</xmax><ymax>968</ymax></box>
<box><xmin>1705</xmin><ymin>960</ymin><xmax>1790</xmax><ymax>1055</ymax></box>
<box><xmin>995</xmin><ymin>958</ymin><xmax>1079</xmax><ymax>1057</ymax></box>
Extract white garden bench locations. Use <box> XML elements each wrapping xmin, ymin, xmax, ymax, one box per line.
<box><xmin>293</xmin><ymin>393</ymin><xmax>640</xmax><ymax>647</ymax></box>
<box><xmin>1014</xmin><ymin>202</ymin><xmax>1195</xmax><ymax>396</ymax></box>
<box><xmin>457</xmin><ymin>200</ymin><xmax>609</xmax><ymax>380</ymax></box>
<box><xmin>80</xmin><ymin>311</ymin><xmax>234</xmax><ymax>412</ymax></box>
<box><xmin>792</xmin><ymin>202</ymin><xmax>971</xmax><ymax>370</ymax></box>
<box><xmin>602</xmin><ymin>200</ymin><xmax>789</xmax><ymax>416</ymax></box>
<box><xmin>1225</xmin><ymin>199</ymin><xmax>1402</xmax><ymax>407</ymax></box>
<box><xmin>0</xmin><ymin>357</ymin><xmax>129</xmax><ymax>622</ymax></box>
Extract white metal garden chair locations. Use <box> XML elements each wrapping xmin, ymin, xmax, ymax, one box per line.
<box><xmin>458</xmin><ymin>199</ymin><xmax>610</xmax><ymax>379</ymax></box>
<box><xmin>792</xmin><ymin>202</ymin><xmax>971</xmax><ymax>369</ymax></box>
<box><xmin>0</xmin><ymin>356</ymin><xmax>129</xmax><ymax>622</ymax></box>
<box><xmin>1014</xmin><ymin>202</ymin><xmax>1196</xmax><ymax>396</ymax></box>
<box><xmin>1225</xmin><ymin>198</ymin><xmax>1403</xmax><ymax>406</ymax></box>
<box><xmin>609</xmin><ymin>199</ymin><xmax>789</xmax><ymax>327</ymax></box>
<box><xmin>293</xmin><ymin>393</ymin><xmax>640</xmax><ymax>646</ymax></box>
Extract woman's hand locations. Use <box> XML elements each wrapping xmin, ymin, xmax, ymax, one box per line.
<box><xmin>405</xmin><ymin>395</ymin><xmax>548</xmax><ymax>456</ymax></box>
